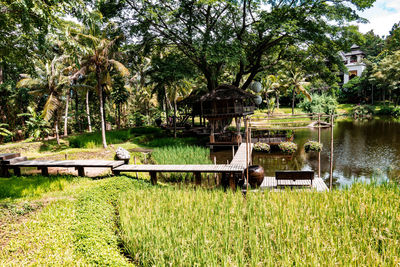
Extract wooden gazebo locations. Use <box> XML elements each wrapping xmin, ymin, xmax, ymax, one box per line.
<box><xmin>186</xmin><ymin>84</ymin><xmax>256</xmax><ymax>145</ymax></box>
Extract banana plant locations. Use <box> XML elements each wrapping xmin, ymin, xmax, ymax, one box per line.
<box><xmin>17</xmin><ymin>56</ymin><xmax>70</xmax><ymax>144</ymax></box>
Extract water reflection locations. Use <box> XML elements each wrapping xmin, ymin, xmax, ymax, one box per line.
<box><xmin>215</xmin><ymin>117</ymin><xmax>400</xmax><ymax>188</ymax></box>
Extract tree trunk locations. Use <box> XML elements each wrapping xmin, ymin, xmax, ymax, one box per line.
<box><xmin>371</xmin><ymin>85</ymin><xmax>374</xmax><ymax>105</ymax></box>
<box><xmin>117</xmin><ymin>104</ymin><xmax>121</xmax><ymax>129</ymax></box>
<box><xmin>75</xmin><ymin>90</ymin><xmax>80</xmax><ymax>132</ymax></box>
<box><xmin>97</xmin><ymin>70</ymin><xmax>107</xmax><ymax>148</ymax></box>
<box><xmin>276</xmin><ymin>92</ymin><xmax>280</xmax><ymax>109</ymax></box>
<box><xmin>165</xmin><ymin>94</ymin><xmax>169</xmax><ymax>125</ymax></box>
<box><xmin>55</xmin><ymin>116</ymin><xmax>60</xmax><ymax>145</ymax></box>
<box><xmin>86</xmin><ymin>89</ymin><xmax>92</xmax><ymax>132</ymax></box>
<box><xmin>0</xmin><ymin>64</ymin><xmax>3</xmax><ymax>85</ymax></box>
<box><xmin>173</xmin><ymin>99</ymin><xmax>177</xmax><ymax>138</ymax></box>
<box><xmin>63</xmin><ymin>90</ymin><xmax>70</xmax><ymax>136</ymax></box>
<box><xmin>292</xmin><ymin>89</ymin><xmax>295</xmax><ymax>115</ymax></box>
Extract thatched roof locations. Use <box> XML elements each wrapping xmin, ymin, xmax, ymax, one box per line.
<box><xmin>199</xmin><ymin>84</ymin><xmax>256</xmax><ymax>103</ymax></box>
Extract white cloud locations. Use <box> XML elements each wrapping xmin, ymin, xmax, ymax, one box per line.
<box><xmin>356</xmin><ymin>0</ymin><xmax>400</xmax><ymax>37</ymax></box>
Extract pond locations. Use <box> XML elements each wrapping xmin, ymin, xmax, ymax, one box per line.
<box><xmin>212</xmin><ymin>117</ymin><xmax>400</xmax><ymax>188</ymax></box>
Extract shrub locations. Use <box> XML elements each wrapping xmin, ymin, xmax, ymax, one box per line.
<box><xmin>392</xmin><ymin>106</ymin><xmax>400</xmax><ymax>117</ymax></box>
<box><xmin>299</xmin><ymin>94</ymin><xmax>338</xmax><ymax>115</ymax></box>
<box><xmin>377</xmin><ymin>106</ymin><xmax>400</xmax><ymax>117</ymax></box>
<box><xmin>304</xmin><ymin>141</ymin><xmax>323</xmax><ymax>153</ymax></box>
<box><xmin>254</xmin><ymin>142</ymin><xmax>270</xmax><ymax>152</ymax></box>
<box><xmin>352</xmin><ymin>105</ymin><xmax>374</xmax><ymax>118</ymax></box>
<box><xmin>69</xmin><ymin>129</ymin><xmax>131</xmax><ymax>148</ymax></box>
<box><xmin>278</xmin><ymin>141</ymin><xmax>297</xmax><ymax>154</ymax></box>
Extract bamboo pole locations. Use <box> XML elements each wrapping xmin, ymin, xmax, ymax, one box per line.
<box><xmin>329</xmin><ymin>114</ymin><xmax>334</xmax><ymax>190</ymax></box>
<box><xmin>245</xmin><ymin>117</ymin><xmax>249</xmax><ymax>192</ymax></box>
<box><xmin>318</xmin><ymin>114</ymin><xmax>321</xmax><ymax>179</ymax></box>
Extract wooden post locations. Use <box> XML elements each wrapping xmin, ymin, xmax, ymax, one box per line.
<box><xmin>229</xmin><ymin>172</ymin><xmax>236</xmax><ymax>191</ymax></box>
<box><xmin>245</xmin><ymin>117</ymin><xmax>249</xmax><ymax>192</ymax></box>
<box><xmin>1</xmin><ymin>166</ymin><xmax>9</xmax><ymax>177</ymax></box>
<box><xmin>150</xmin><ymin>171</ymin><xmax>157</xmax><ymax>185</ymax></box>
<box><xmin>194</xmin><ymin>172</ymin><xmax>201</xmax><ymax>185</ymax></box>
<box><xmin>318</xmin><ymin>114</ymin><xmax>321</xmax><ymax>179</ymax></box>
<box><xmin>76</xmin><ymin>167</ymin><xmax>85</xmax><ymax>177</ymax></box>
<box><xmin>40</xmin><ymin>167</ymin><xmax>49</xmax><ymax>177</ymax></box>
<box><xmin>329</xmin><ymin>114</ymin><xmax>334</xmax><ymax>190</ymax></box>
<box><xmin>249</xmin><ymin>118</ymin><xmax>252</xmax><ymax>165</ymax></box>
<box><xmin>214</xmin><ymin>156</ymin><xmax>218</xmax><ymax>185</ymax></box>
<box><xmin>134</xmin><ymin>156</ymin><xmax>138</xmax><ymax>178</ymax></box>
<box><xmin>14</xmin><ymin>167</ymin><xmax>21</xmax><ymax>176</ymax></box>
<box><xmin>232</xmin><ymin>145</ymin><xmax>235</xmax><ymax>160</ymax></box>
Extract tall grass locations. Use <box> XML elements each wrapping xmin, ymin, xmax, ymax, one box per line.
<box><xmin>69</xmin><ymin>129</ymin><xmax>131</xmax><ymax>148</ymax></box>
<box><xmin>151</xmin><ymin>145</ymin><xmax>211</xmax><ymax>165</ymax></box>
<box><xmin>151</xmin><ymin>145</ymin><xmax>212</xmax><ymax>181</ymax></box>
<box><xmin>119</xmin><ymin>183</ymin><xmax>400</xmax><ymax>266</ymax></box>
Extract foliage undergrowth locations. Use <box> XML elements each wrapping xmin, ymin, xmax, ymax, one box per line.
<box><xmin>119</xmin><ymin>183</ymin><xmax>400</xmax><ymax>266</ymax></box>
<box><xmin>69</xmin><ymin>129</ymin><xmax>131</xmax><ymax>148</ymax></box>
<box><xmin>151</xmin><ymin>145</ymin><xmax>212</xmax><ymax>181</ymax></box>
<box><xmin>299</xmin><ymin>93</ymin><xmax>338</xmax><ymax>115</ymax></box>
<box><xmin>72</xmin><ymin>177</ymin><xmax>149</xmax><ymax>266</ymax></box>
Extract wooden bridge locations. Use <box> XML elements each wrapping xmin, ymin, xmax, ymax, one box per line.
<box><xmin>1</xmin><ymin>144</ymin><xmax>328</xmax><ymax>191</ymax></box>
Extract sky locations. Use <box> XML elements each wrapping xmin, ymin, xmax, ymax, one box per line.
<box><xmin>356</xmin><ymin>0</ymin><xmax>400</xmax><ymax>37</ymax></box>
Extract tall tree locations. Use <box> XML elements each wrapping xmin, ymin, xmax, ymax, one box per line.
<box><xmin>72</xmin><ymin>33</ymin><xmax>130</xmax><ymax>148</ymax></box>
<box><xmin>120</xmin><ymin>0</ymin><xmax>375</xmax><ymax>91</ymax></box>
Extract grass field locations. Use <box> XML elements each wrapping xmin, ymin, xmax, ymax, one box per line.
<box><xmin>119</xmin><ymin>183</ymin><xmax>400</xmax><ymax>266</ymax></box>
<box><xmin>1</xmin><ymin>173</ymin><xmax>399</xmax><ymax>266</ymax></box>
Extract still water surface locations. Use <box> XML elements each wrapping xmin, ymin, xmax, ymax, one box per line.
<box><xmin>212</xmin><ymin>117</ymin><xmax>400</xmax><ymax>188</ymax></box>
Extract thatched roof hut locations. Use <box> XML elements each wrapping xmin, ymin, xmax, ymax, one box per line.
<box><xmin>187</xmin><ymin>84</ymin><xmax>256</xmax><ymax>119</ymax></box>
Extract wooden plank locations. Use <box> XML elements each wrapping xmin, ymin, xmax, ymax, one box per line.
<box><xmin>1</xmin><ymin>157</ymin><xmax>28</xmax><ymax>165</ymax></box>
<box><xmin>11</xmin><ymin>160</ymin><xmax>125</xmax><ymax>168</ymax></box>
<box><xmin>0</xmin><ymin>153</ymin><xmax>20</xmax><ymax>161</ymax></box>
<box><xmin>113</xmin><ymin>164</ymin><xmax>244</xmax><ymax>173</ymax></box>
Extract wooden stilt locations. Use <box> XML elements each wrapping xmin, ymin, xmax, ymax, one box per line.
<box><xmin>40</xmin><ymin>167</ymin><xmax>48</xmax><ymax>176</ymax></box>
<box><xmin>150</xmin><ymin>171</ymin><xmax>157</xmax><ymax>185</ymax></box>
<box><xmin>76</xmin><ymin>167</ymin><xmax>85</xmax><ymax>177</ymax></box>
<box><xmin>194</xmin><ymin>172</ymin><xmax>201</xmax><ymax>185</ymax></box>
<box><xmin>318</xmin><ymin>113</ymin><xmax>321</xmax><ymax>179</ymax></box>
<box><xmin>14</xmin><ymin>167</ymin><xmax>21</xmax><ymax>176</ymax></box>
<box><xmin>329</xmin><ymin>114</ymin><xmax>334</xmax><ymax>190</ymax></box>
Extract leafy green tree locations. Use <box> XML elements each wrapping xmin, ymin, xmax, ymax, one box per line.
<box><xmin>386</xmin><ymin>22</ymin><xmax>400</xmax><ymax>52</ymax></box>
<box><xmin>110</xmin><ymin>75</ymin><xmax>130</xmax><ymax>129</ymax></box>
<box><xmin>121</xmin><ymin>0</ymin><xmax>375</xmax><ymax>91</ymax></box>
<box><xmin>361</xmin><ymin>30</ymin><xmax>385</xmax><ymax>58</ymax></box>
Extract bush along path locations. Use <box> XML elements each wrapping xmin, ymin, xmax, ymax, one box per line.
<box><xmin>0</xmin><ymin>176</ymin><xmax>150</xmax><ymax>265</ymax></box>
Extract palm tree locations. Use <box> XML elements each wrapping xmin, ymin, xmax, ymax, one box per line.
<box><xmin>72</xmin><ymin>34</ymin><xmax>130</xmax><ymax>148</ymax></box>
<box><xmin>166</xmin><ymin>80</ymin><xmax>192</xmax><ymax>138</ymax></box>
<box><xmin>281</xmin><ymin>69</ymin><xmax>311</xmax><ymax>115</ymax></box>
<box><xmin>17</xmin><ymin>56</ymin><xmax>69</xmax><ymax>144</ymax></box>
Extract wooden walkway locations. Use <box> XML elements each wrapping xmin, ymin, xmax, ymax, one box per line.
<box><xmin>260</xmin><ymin>176</ymin><xmax>328</xmax><ymax>191</ymax></box>
<box><xmin>6</xmin><ymin>160</ymin><xmax>125</xmax><ymax>176</ymax></box>
<box><xmin>113</xmin><ymin>164</ymin><xmax>244</xmax><ymax>173</ymax></box>
<box><xmin>113</xmin><ymin>164</ymin><xmax>244</xmax><ymax>185</ymax></box>
<box><xmin>230</xmin><ymin>143</ymin><xmax>253</xmax><ymax>167</ymax></box>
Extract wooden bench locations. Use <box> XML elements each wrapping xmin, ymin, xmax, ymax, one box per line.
<box><xmin>112</xmin><ymin>164</ymin><xmax>244</xmax><ymax>185</ymax></box>
<box><xmin>7</xmin><ymin>160</ymin><xmax>125</xmax><ymax>177</ymax></box>
<box><xmin>275</xmin><ymin>171</ymin><xmax>314</xmax><ymax>188</ymax></box>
